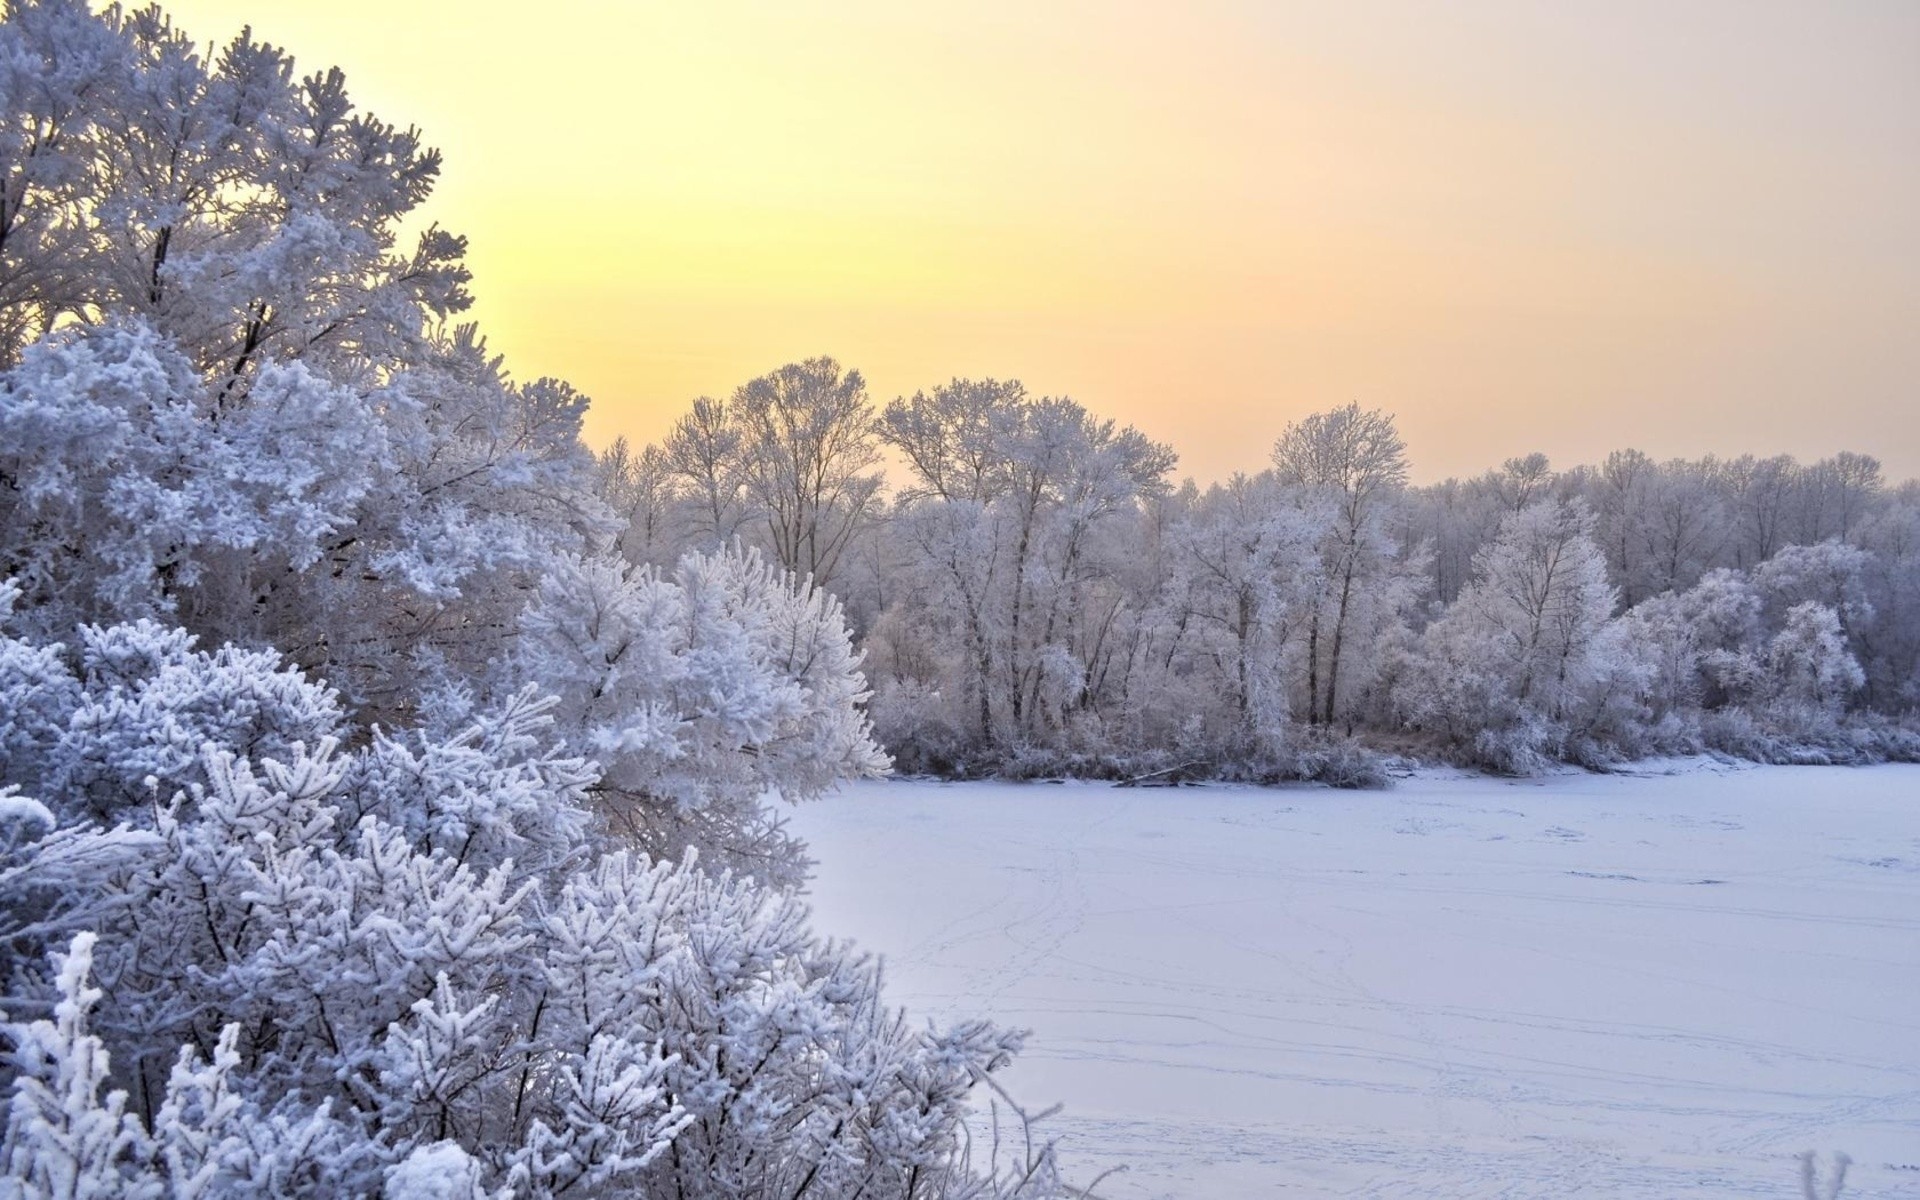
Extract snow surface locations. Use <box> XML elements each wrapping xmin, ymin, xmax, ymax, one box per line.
<box><xmin>791</xmin><ymin>763</ymin><xmax>1920</xmax><ymax>1197</ymax></box>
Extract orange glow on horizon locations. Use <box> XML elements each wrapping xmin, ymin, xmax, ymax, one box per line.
<box><xmin>154</xmin><ymin>0</ymin><xmax>1920</xmax><ymax>483</ymax></box>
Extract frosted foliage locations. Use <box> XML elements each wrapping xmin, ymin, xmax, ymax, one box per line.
<box><xmin>1270</xmin><ymin>403</ymin><xmax>1422</xmax><ymax>729</ymax></box>
<box><xmin>866</xmin><ymin>381</ymin><xmax>1179</xmax><ymax>766</ymax></box>
<box><xmin>0</xmin><ymin>313</ymin><xmax>600</xmax><ymax>715</ymax></box>
<box><xmin>728</xmin><ymin>357</ymin><xmax>885</xmax><ymax>588</ymax></box>
<box><xmin>1</xmin><ymin>933</ymin><xmax>385</xmax><ymax>1199</ymax></box>
<box><xmin>1750</xmin><ymin>540</ymin><xmax>1872</xmax><ymax>631</ymax></box>
<box><xmin>384</xmin><ymin>1142</ymin><xmax>492</xmax><ymax>1200</ymax></box>
<box><xmin>0</xmin><ymin>0</ymin><xmax>467</xmax><ymax>368</ymax></box>
<box><xmin>0</xmin><ymin>586</ymin><xmax>77</xmax><ymax>783</ymax></box>
<box><xmin>0</xmin><ymin>322</ymin><xmax>377</xmax><ymax>619</ymax></box>
<box><xmin>1607</xmin><ymin>556</ymin><xmax>1886</xmax><ymax>760</ymax></box>
<box><xmin>1400</xmin><ymin>500</ymin><xmax>1622</xmax><ymax>772</ymax></box>
<box><xmin>0</xmin><ymin>782</ymin><xmax>157</xmax><ymax>981</ymax></box>
<box><xmin>647</xmin><ymin>358</ymin><xmax>885</xmax><ymax>588</ymax></box>
<box><xmin>53</xmin><ymin>619</ymin><xmax>346</xmax><ymax>815</ymax></box>
<box><xmin>2</xmin><ymin>934</ymin><xmax>159</xmax><ymax>1200</ymax></box>
<box><xmin>0</xmin><ymin>1</ymin><xmax>605</xmax><ymax>713</ymax></box>
<box><xmin>518</xmin><ymin>545</ymin><xmax>888</xmax><ymax>886</ymax></box>
<box><xmin>0</xmin><ymin>616</ymin><xmax>1034</xmax><ymax>1199</ymax></box>
<box><xmin>0</xmin><ymin>607</ymin><xmax>335</xmax><ymax>820</ymax></box>
<box><xmin>1172</xmin><ymin>480</ymin><xmax>1335</xmax><ymax>754</ymax></box>
<box><xmin>1620</xmin><ymin>568</ymin><xmax>1761</xmax><ymax>715</ymax></box>
<box><xmin>1764</xmin><ymin>603</ymin><xmax>1863</xmax><ymax>715</ymax></box>
<box><xmin>1</xmin><ymin>516</ymin><xmax>889</xmax><ymax>890</ymax></box>
<box><xmin>344</xmin><ymin>686</ymin><xmax>595</xmax><ymax>877</ymax></box>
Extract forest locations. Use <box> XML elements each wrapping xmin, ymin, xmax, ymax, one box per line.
<box><xmin>0</xmin><ymin>2</ymin><xmax>1912</xmax><ymax>1197</ymax></box>
<box><xmin>603</xmin><ymin>367</ymin><xmax>1919</xmax><ymax>784</ymax></box>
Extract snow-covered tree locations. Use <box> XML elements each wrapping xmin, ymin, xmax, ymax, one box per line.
<box><xmin>1762</xmin><ymin>602</ymin><xmax>1864</xmax><ymax>717</ymax></box>
<box><xmin>1620</xmin><ymin>567</ymin><xmax>1762</xmax><ymax>722</ymax></box>
<box><xmin>867</xmin><ymin>382</ymin><xmax>1175</xmax><ymax>765</ymax></box>
<box><xmin>656</xmin><ymin>360</ymin><xmax>884</xmax><ymax>590</ymax></box>
<box><xmin>595</xmin><ymin>436</ymin><xmax>689</xmax><ymax>570</ymax></box>
<box><xmin>1400</xmin><ymin>499</ymin><xmax>1625</xmax><ymax>771</ymax></box>
<box><xmin>0</xmin><ymin>1</ymin><xmax>606</xmax><ymax>718</ymax></box>
<box><xmin>1271</xmin><ymin>404</ymin><xmax>1422</xmax><ymax>728</ymax></box>
<box><xmin>1168</xmin><ymin>473</ymin><xmax>1324</xmax><ymax>757</ymax></box>
<box><xmin>1854</xmin><ymin>490</ymin><xmax>1920</xmax><ymax>710</ymax></box>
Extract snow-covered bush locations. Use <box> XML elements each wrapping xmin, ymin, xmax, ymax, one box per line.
<box><xmin>51</xmin><ymin>619</ymin><xmax>347</xmax><ymax>819</ymax></box>
<box><xmin>0</xmin><ymin>615</ymin><xmax>1035</xmax><ymax>1199</ymax></box>
<box><xmin>866</xmin><ymin>675</ymin><xmax>977</xmax><ymax>778</ymax></box>
<box><xmin>1398</xmin><ymin>500</ymin><xmax>1629</xmax><ymax>772</ymax></box>
<box><xmin>1</xmin><ymin>932</ymin><xmax>375</xmax><ymax>1198</ymax></box>
<box><xmin>0</xmin><ymin>581</ymin><xmax>77</xmax><ymax>784</ymax></box>
<box><xmin>515</xmin><ymin>545</ymin><xmax>889</xmax><ymax>886</ymax></box>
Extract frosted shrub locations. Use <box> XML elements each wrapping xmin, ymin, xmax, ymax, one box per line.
<box><xmin>0</xmin><ymin>614</ymin><xmax>1035</xmax><ymax>1198</ymax></box>
<box><xmin>52</xmin><ymin>620</ymin><xmax>346</xmax><ymax>817</ymax></box>
<box><xmin>1277</xmin><ymin>732</ymin><xmax>1390</xmax><ymax>790</ymax></box>
<box><xmin>2</xmin><ymin>932</ymin><xmax>396</xmax><ymax>1198</ymax></box>
<box><xmin>1399</xmin><ymin>500</ymin><xmax>1632</xmax><ymax>774</ymax></box>
<box><xmin>866</xmin><ymin>677</ymin><xmax>975</xmax><ymax>777</ymax></box>
<box><xmin>0</xmin><ymin>582</ymin><xmax>77</xmax><ymax>783</ymax></box>
<box><xmin>516</xmin><ymin>545</ymin><xmax>889</xmax><ymax>887</ymax></box>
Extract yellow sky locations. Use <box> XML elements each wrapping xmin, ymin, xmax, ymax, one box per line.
<box><xmin>159</xmin><ymin>0</ymin><xmax>1919</xmax><ymax>483</ymax></box>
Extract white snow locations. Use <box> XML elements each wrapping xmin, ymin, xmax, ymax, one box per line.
<box><xmin>791</xmin><ymin>763</ymin><xmax>1920</xmax><ymax>1198</ymax></box>
<box><xmin>0</xmin><ymin>791</ymin><xmax>54</xmax><ymax>831</ymax></box>
<box><xmin>384</xmin><ymin>1141</ymin><xmax>486</xmax><ymax>1200</ymax></box>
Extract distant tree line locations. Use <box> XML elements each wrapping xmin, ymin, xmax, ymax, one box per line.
<box><xmin>600</xmin><ymin>365</ymin><xmax>1920</xmax><ymax>780</ymax></box>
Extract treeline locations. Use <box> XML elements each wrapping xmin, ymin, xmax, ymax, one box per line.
<box><xmin>600</xmin><ymin>363</ymin><xmax>1920</xmax><ymax>780</ymax></box>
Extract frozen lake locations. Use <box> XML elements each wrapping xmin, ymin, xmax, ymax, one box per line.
<box><xmin>790</xmin><ymin>764</ymin><xmax>1920</xmax><ymax>1198</ymax></box>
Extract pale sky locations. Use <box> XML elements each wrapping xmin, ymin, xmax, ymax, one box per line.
<box><xmin>160</xmin><ymin>0</ymin><xmax>1919</xmax><ymax>483</ymax></box>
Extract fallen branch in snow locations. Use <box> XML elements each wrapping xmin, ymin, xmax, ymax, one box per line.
<box><xmin>1114</xmin><ymin>762</ymin><xmax>1206</xmax><ymax>788</ymax></box>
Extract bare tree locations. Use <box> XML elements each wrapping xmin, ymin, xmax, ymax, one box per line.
<box><xmin>1272</xmin><ymin>403</ymin><xmax>1412</xmax><ymax>726</ymax></box>
<box><xmin>595</xmin><ymin>435</ymin><xmax>685</xmax><ymax>567</ymax></box>
<box><xmin>731</xmin><ymin>356</ymin><xmax>883</xmax><ymax>588</ymax></box>
<box><xmin>662</xmin><ymin>394</ymin><xmax>749</xmax><ymax>548</ymax></box>
<box><xmin>881</xmin><ymin>377</ymin><xmax>1026</xmax><ymax>503</ymax></box>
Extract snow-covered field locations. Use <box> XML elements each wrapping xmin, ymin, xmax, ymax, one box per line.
<box><xmin>790</xmin><ymin>764</ymin><xmax>1920</xmax><ymax>1198</ymax></box>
